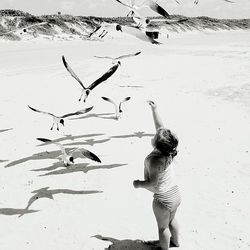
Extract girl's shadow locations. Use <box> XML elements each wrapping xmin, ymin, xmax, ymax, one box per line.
<box><xmin>93</xmin><ymin>235</ymin><xmax>159</xmax><ymax>250</ymax></box>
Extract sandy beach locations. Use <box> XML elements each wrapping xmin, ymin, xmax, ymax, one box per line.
<box><xmin>0</xmin><ymin>30</ymin><xmax>250</xmax><ymax>250</ymax></box>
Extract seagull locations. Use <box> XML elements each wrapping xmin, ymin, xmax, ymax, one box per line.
<box><xmin>131</xmin><ymin>9</ymin><xmax>185</xmax><ymax>30</ymax></box>
<box><xmin>101</xmin><ymin>97</ymin><xmax>131</xmax><ymax>120</ymax></box>
<box><xmin>94</xmin><ymin>51</ymin><xmax>141</xmax><ymax>64</ymax></box>
<box><xmin>62</xmin><ymin>56</ymin><xmax>120</xmax><ymax>102</ymax></box>
<box><xmin>0</xmin><ymin>22</ymin><xmax>48</xmax><ymax>36</ymax></box>
<box><xmin>28</xmin><ymin>105</ymin><xmax>93</xmax><ymax>131</ymax></box>
<box><xmin>37</xmin><ymin>138</ymin><xmax>101</xmax><ymax>167</ymax></box>
<box><xmin>116</xmin><ymin>24</ymin><xmax>161</xmax><ymax>44</ymax></box>
<box><xmin>114</xmin><ymin>0</ymin><xmax>170</xmax><ymax>18</ymax></box>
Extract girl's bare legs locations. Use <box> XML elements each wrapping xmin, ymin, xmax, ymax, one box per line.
<box><xmin>153</xmin><ymin>199</ymin><xmax>171</xmax><ymax>250</ymax></box>
<box><xmin>169</xmin><ymin>209</ymin><xmax>180</xmax><ymax>247</ymax></box>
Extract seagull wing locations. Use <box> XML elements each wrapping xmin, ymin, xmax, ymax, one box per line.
<box><xmin>62</xmin><ymin>106</ymin><xmax>93</xmax><ymax>118</ymax></box>
<box><xmin>82</xmin><ymin>149</ymin><xmax>101</xmax><ymax>163</ymax></box>
<box><xmin>28</xmin><ymin>105</ymin><xmax>55</xmax><ymax>117</ymax></box>
<box><xmin>121</xmin><ymin>97</ymin><xmax>131</xmax><ymax>103</ymax></box>
<box><xmin>36</xmin><ymin>138</ymin><xmax>67</xmax><ymax>156</ymax></box>
<box><xmin>115</xmin><ymin>0</ymin><xmax>132</xmax><ymax>8</ymax></box>
<box><xmin>70</xmin><ymin>148</ymin><xmax>101</xmax><ymax>163</ymax></box>
<box><xmin>117</xmin><ymin>51</ymin><xmax>142</xmax><ymax>60</ymax></box>
<box><xmin>62</xmin><ymin>56</ymin><xmax>85</xmax><ymax>89</ymax></box>
<box><xmin>119</xmin><ymin>97</ymin><xmax>131</xmax><ymax>111</ymax></box>
<box><xmin>101</xmin><ymin>97</ymin><xmax>117</xmax><ymax>107</ymax></box>
<box><xmin>143</xmin><ymin>0</ymin><xmax>170</xmax><ymax>18</ymax></box>
<box><xmin>224</xmin><ymin>0</ymin><xmax>235</xmax><ymax>3</ymax></box>
<box><xmin>88</xmin><ymin>62</ymin><xmax>120</xmax><ymax>90</ymax></box>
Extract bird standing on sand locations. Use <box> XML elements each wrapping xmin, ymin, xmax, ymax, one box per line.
<box><xmin>94</xmin><ymin>51</ymin><xmax>141</xmax><ymax>64</ymax></box>
<box><xmin>37</xmin><ymin>138</ymin><xmax>101</xmax><ymax>166</ymax></box>
<box><xmin>62</xmin><ymin>56</ymin><xmax>120</xmax><ymax>102</ymax></box>
<box><xmin>28</xmin><ymin>105</ymin><xmax>93</xmax><ymax>131</ymax></box>
<box><xmin>101</xmin><ymin>97</ymin><xmax>131</xmax><ymax>120</ymax></box>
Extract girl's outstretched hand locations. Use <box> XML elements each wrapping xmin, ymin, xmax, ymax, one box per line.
<box><xmin>147</xmin><ymin>100</ymin><xmax>157</xmax><ymax>109</ymax></box>
<box><xmin>133</xmin><ymin>180</ymin><xmax>141</xmax><ymax>189</ymax></box>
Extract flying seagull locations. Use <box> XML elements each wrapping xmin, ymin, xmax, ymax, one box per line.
<box><xmin>114</xmin><ymin>0</ymin><xmax>170</xmax><ymax>18</ymax></box>
<box><xmin>101</xmin><ymin>97</ymin><xmax>131</xmax><ymax>120</ymax></box>
<box><xmin>94</xmin><ymin>51</ymin><xmax>141</xmax><ymax>64</ymax></box>
<box><xmin>28</xmin><ymin>105</ymin><xmax>93</xmax><ymax>131</ymax></box>
<box><xmin>131</xmin><ymin>9</ymin><xmax>185</xmax><ymax>30</ymax></box>
<box><xmin>116</xmin><ymin>24</ymin><xmax>161</xmax><ymax>44</ymax></box>
<box><xmin>62</xmin><ymin>56</ymin><xmax>120</xmax><ymax>102</ymax></box>
<box><xmin>37</xmin><ymin>138</ymin><xmax>101</xmax><ymax>166</ymax></box>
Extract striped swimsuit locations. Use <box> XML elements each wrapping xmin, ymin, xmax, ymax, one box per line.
<box><xmin>145</xmin><ymin>151</ymin><xmax>181</xmax><ymax>212</ymax></box>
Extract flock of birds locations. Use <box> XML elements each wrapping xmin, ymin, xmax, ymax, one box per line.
<box><xmin>0</xmin><ymin>0</ymin><xmax>237</xmax><ymax>217</ymax></box>
<box><xmin>0</xmin><ymin>49</ymin><xmax>143</xmax><ymax>215</ymax></box>
<box><xmin>89</xmin><ymin>0</ymin><xmax>236</xmax><ymax>44</ymax></box>
<box><xmin>91</xmin><ymin>0</ymin><xmax>185</xmax><ymax>44</ymax></box>
<box><xmin>26</xmin><ymin>51</ymin><xmax>141</xmax><ymax>168</ymax></box>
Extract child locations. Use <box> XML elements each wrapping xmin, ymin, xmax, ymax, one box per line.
<box><xmin>133</xmin><ymin>101</ymin><xmax>181</xmax><ymax>250</ymax></box>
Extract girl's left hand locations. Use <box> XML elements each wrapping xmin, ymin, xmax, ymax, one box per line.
<box><xmin>133</xmin><ymin>180</ymin><xmax>141</xmax><ymax>188</ymax></box>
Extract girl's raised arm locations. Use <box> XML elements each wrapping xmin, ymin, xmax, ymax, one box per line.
<box><xmin>148</xmin><ymin>100</ymin><xmax>164</xmax><ymax>131</ymax></box>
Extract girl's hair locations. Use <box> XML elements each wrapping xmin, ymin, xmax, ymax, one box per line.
<box><xmin>154</xmin><ymin>128</ymin><xmax>178</xmax><ymax>158</ymax></box>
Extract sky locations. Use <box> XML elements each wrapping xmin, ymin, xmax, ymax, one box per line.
<box><xmin>0</xmin><ymin>0</ymin><xmax>250</xmax><ymax>19</ymax></box>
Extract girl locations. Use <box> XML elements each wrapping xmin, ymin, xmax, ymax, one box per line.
<box><xmin>133</xmin><ymin>101</ymin><xmax>181</xmax><ymax>250</ymax></box>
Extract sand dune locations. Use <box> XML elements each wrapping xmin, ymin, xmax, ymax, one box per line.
<box><xmin>1</xmin><ymin>9</ymin><xmax>250</xmax><ymax>42</ymax></box>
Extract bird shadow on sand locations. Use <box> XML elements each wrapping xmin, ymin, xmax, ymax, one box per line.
<box><xmin>0</xmin><ymin>208</ymin><xmax>39</xmax><ymax>216</ymax></box>
<box><xmin>69</xmin><ymin>112</ymin><xmax>115</xmax><ymax>121</ymax></box>
<box><xmin>93</xmin><ymin>235</ymin><xmax>160</xmax><ymax>250</ymax></box>
<box><xmin>0</xmin><ymin>128</ymin><xmax>13</xmax><ymax>133</ymax></box>
<box><xmin>110</xmin><ymin>131</ymin><xmax>154</xmax><ymax>139</ymax></box>
<box><xmin>36</xmin><ymin>133</ymin><xmax>105</xmax><ymax>146</ymax></box>
<box><xmin>17</xmin><ymin>187</ymin><xmax>103</xmax><ymax>218</ymax></box>
<box><xmin>4</xmin><ymin>148</ymin><xmax>75</xmax><ymax>168</ymax></box>
<box><xmin>33</xmin><ymin>163</ymin><xmax>128</xmax><ymax>176</ymax></box>
<box><xmin>64</xmin><ymin>138</ymin><xmax>111</xmax><ymax>147</ymax></box>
